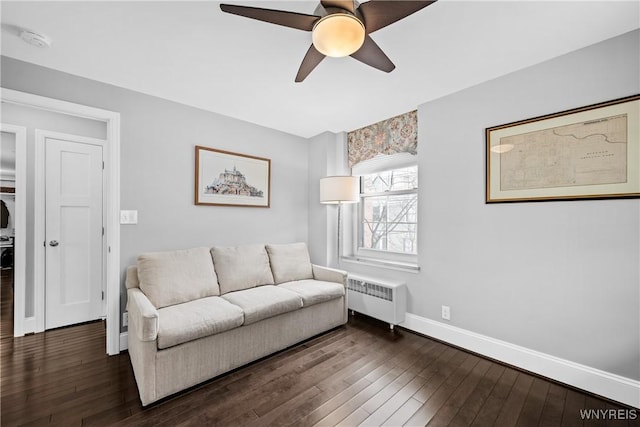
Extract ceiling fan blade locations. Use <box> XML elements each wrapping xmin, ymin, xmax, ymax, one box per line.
<box><xmin>350</xmin><ymin>35</ymin><xmax>395</xmax><ymax>73</ymax></box>
<box><xmin>358</xmin><ymin>1</ymin><xmax>437</xmax><ymax>33</ymax></box>
<box><xmin>320</xmin><ymin>0</ymin><xmax>356</xmax><ymax>13</ymax></box>
<box><xmin>220</xmin><ymin>4</ymin><xmax>319</xmax><ymax>31</ymax></box>
<box><xmin>295</xmin><ymin>44</ymin><xmax>326</xmax><ymax>82</ymax></box>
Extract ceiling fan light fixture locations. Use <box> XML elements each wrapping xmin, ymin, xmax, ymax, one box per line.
<box><xmin>312</xmin><ymin>13</ymin><xmax>365</xmax><ymax>58</ymax></box>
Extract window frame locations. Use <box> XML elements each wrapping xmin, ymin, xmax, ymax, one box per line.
<box><xmin>354</xmin><ymin>165</ymin><xmax>419</xmax><ymax>266</ymax></box>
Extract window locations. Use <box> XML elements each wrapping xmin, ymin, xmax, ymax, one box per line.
<box><xmin>357</xmin><ymin>165</ymin><xmax>418</xmax><ymax>263</ymax></box>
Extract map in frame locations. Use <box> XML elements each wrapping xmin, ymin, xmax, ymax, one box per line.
<box><xmin>498</xmin><ymin>114</ymin><xmax>627</xmax><ymax>191</ymax></box>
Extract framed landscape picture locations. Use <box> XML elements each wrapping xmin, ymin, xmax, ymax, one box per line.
<box><xmin>195</xmin><ymin>146</ymin><xmax>271</xmax><ymax>207</ymax></box>
<box><xmin>486</xmin><ymin>95</ymin><xmax>640</xmax><ymax>203</ymax></box>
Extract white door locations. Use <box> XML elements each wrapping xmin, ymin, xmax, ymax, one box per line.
<box><xmin>45</xmin><ymin>137</ymin><xmax>104</xmax><ymax>329</ymax></box>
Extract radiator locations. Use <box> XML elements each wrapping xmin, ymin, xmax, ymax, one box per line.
<box><xmin>347</xmin><ymin>274</ymin><xmax>407</xmax><ymax>329</ymax></box>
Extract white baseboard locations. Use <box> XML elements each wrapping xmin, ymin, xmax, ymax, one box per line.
<box><xmin>120</xmin><ymin>332</ymin><xmax>128</xmax><ymax>351</ymax></box>
<box><xmin>400</xmin><ymin>313</ymin><xmax>640</xmax><ymax>409</ymax></box>
<box><xmin>23</xmin><ymin>316</ymin><xmax>35</xmax><ymax>334</ymax></box>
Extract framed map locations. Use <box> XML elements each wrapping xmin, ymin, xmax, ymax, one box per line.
<box><xmin>486</xmin><ymin>95</ymin><xmax>640</xmax><ymax>203</ymax></box>
<box><xmin>195</xmin><ymin>146</ymin><xmax>270</xmax><ymax>207</ymax></box>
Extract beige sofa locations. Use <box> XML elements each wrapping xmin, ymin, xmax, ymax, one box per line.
<box><xmin>125</xmin><ymin>242</ymin><xmax>348</xmax><ymax>406</ymax></box>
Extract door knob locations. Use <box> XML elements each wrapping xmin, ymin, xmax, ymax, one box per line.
<box><xmin>49</xmin><ymin>240</ymin><xmax>59</xmax><ymax>247</ymax></box>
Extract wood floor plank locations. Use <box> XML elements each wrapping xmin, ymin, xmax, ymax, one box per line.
<box><xmin>317</xmin><ymin>328</ymin><xmax>421</xmax><ymax>392</ymax></box>
<box><xmin>312</xmin><ymin>367</ymin><xmax>407</xmax><ymax>426</ymax></box>
<box><xmin>292</xmin><ymin>377</ymin><xmax>374</xmax><ymax>427</ymax></box>
<box><xmin>267</xmin><ymin>378</ymin><xmax>366</xmax><ymax>426</ymax></box>
<box><xmin>344</xmin><ymin>335</ymin><xmax>436</xmax><ymax>386</ymax></box>
<box><xmin>404</xmin><ymin>354</ymin><xmax>480</xmax><ymax>426</ymax></box>
<box><xmin>470</xmin><ymin>366</ymin><xmax>520</xmax><ymax>427</ymax></box>
<box><xmin>383</xmin><ymin>397</ymin><xmax>424</xmax><ymax>426</ymax></box>
<box><xmin>538</xmin><ymin>382</ymin><xmax>567</xmax><ymax>427</ymax></box>
<box><xmin>493</xmin><ymin>372</ymin><xmax>535</xmax><ymax>427</ymax></box>
<box><xmin>424</xmin><ymin>358</ymin><xmax>493</xmax><ymax>427</ymax></box>
<box><xmin>1</xmin><ymin>301</ymin><xmax>635</xmax><ymax>427</ymax></box>
<box><xmin>360</xmin><ymin>374</ymin><xmax>429</xmax><ymax>426</ymax></box>
<box><xmin>82</xmin><ymin>399</ymin><xmax>140</xmax><ymax>426</ymax></box>
<box><xmin>337</xmin><ymin>407</ymin><xmax>369</xmax><ymax>427</ymax></box>
<box><xmin>447</xmin><ymin>362</ymin><xmax>505</xmax><ymax>427</ymax></box>
<box><xmin>412</xmin><ymin>348</ymin><xmax>468</xmax><ymax>403</ymax></box>
<box><xmin>515</xmin><ymin>377</ymin><xmax>550</xmax><ymax>426</ymax></box>
<box><xmin>246</xmin><ymin>385</ymin><xmax>323</xmax><ymax>426</ymax></box>
<box><xmin>360</xmin><ymin>370</ymin><xmax>416</xmax><ymax>414</ymax></box>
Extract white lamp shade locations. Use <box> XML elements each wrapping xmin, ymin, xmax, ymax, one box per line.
<box><xmin>320</xmin><ymin>176</ymin><xmax>359</xmax><ymax>204</ymax></box>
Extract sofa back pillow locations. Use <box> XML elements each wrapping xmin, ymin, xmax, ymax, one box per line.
<box><xmin>137</xmin><ymin>247</ymin><xmax>220</xmax><ymax>308</ymax></box>
<box><xmin>211</xmin><ymin>244</ymin><xmax>275</xmax><ymax>294</ymax></box>
<box><xmin>266</xmin><ymin>242</ymin><xmax>313</xmax><ymax>284</ymax></box>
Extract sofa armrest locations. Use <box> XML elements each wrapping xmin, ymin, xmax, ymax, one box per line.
<box><xmin>127</xmin><ymin>288</ymin><xmax>159</xmax><ymax>342</ymax></box>
<box><xmin>126</xmin><ymin>265</ymin><xmax>140</xmax><ymax>289</ymax></box>
<box><xmin>312</xmin><ymin>264</ymin><xmax>348</xmax><ymax>286</ymax></box>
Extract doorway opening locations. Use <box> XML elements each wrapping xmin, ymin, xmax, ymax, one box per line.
<box><xmin>1</xmin><ymin>88</ymin><xmax>121</xmax><ymax>355</ymax></box>
<box><xmin>0</xmin><ymin>124</ymin><xmax>26</xmax><ymax>339</ymax></box>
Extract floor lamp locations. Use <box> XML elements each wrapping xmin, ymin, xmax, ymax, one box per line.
<box><xmin>320</xmin><ymin>176</ymin><xmax>359</xmax><ymax>265</ymax></box>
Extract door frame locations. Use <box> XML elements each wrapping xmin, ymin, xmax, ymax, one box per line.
<box><xmin>36</xmin><ymin>131</ymin><xmax>107</xmax><ymax>331</ymax></box>
<box><xmin>1</xmin><ymin>88</ymin><xmax>121</xmax><ymax>356</ymax></box>
<box><xmin>0</xmin><ymin>123</ymin><xmax>27</xmax><ymax>338</ymax></box>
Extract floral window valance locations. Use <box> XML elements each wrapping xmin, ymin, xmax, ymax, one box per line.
<box><xmin>347</xmin><ymin>110</ymin><xmax>417</xmax><ymax>168</ymax></box>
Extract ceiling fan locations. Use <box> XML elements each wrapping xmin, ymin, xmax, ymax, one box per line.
<box><xmin>220</xmin><ymin>0</ymin><xmax>437</xmax><ymax>82</ymax></box>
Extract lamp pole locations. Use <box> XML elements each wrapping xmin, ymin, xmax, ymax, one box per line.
<box><xmin>336</xmin><ymin>202</ymin><xmax>343</xmax><ymax>266</ymax></box>
<box><xmin>320</xmin><ymin>176</ymin><xmax>359</xmax><ymax>267</ymax></box>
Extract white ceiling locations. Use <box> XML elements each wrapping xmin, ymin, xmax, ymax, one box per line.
<box><xmin>1</xmin><ymin>1</ymin><xmax>638</xmax><ymax>138</ymax></box>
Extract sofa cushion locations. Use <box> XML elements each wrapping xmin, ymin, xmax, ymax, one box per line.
<box><xmin>137</xmin><ymin>247</ymin><xmax>219</xmax><ymax>309</ymax></box>
<box><xmin>157</xmin><ymin>296</ymin><xmax>244</xmax><ymax>349</ymax></box>
<box><xmin>211</xmin><ymin>244</ymin><xmax>274</xmax><ymax>294</ymax></box>
<box><xmin>221</xmin><ymin>285</ymin><xmax>303</xmax><ymax>325</ymax></box>
<box><xmin>265</xmin><ymin>242</ymin><xmax>314</xmax><ymax>285</ymax></box>
<box><xmin>278</xmin><ymin>279</ymin><xmax>345</xmax><ymax>307</ymax></box>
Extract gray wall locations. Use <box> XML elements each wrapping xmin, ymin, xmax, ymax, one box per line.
<box><xmin>331</xmin><ymin>29</ymin><xmax>640</xmax><ymax>380</ymax></box>
<box><xmin>307</xmin><ymin>132</ymin><xmax>332</xmax><ymax>267</ymax></box>
<box><xmin>1</xmin><ymin>56</ymin><xmax>310</xmax><ymax>329</ymax></box>
<box><xmin>1</xmin><ymin>103</ymin><xmax>106</xmax><ymax>317</ymax></box>
<box><xmin>307</xmin><ymin>131</ymin><xmax>349</xmax><ymax>267</ymax></box>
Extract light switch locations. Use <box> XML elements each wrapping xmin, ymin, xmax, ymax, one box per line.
<box><xmin>120</xmin><ymin>210</ymin><xmax>138</xmax><ymax>224</ymax></box>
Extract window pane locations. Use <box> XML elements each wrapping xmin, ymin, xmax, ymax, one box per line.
<box><xmin>361</xmin><ymin>193</ymin><xmax>417</xmax><ymax>254</ymax></box>
<box><xmin>361</xmin><ymin>166</ymin><xmax>418</xmax><ymax>194</ymax></box>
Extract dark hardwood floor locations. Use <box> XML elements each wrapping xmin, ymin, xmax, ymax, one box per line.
<box><xmin>1</xmin><ymin>267</ymin><xmax>14</xmax><ymax>341</ymax></box>
<box><xmin>1</xmin><ymin>275</ymin><xmax>638</xmax><ymax>426</ymax></box>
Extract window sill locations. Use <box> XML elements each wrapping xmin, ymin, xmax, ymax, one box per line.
<box><xmin>341</xmin><ymin>256</ymin><xmax>420</xmax><ymax>274</ymax></box>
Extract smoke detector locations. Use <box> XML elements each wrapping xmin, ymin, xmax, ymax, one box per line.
<box><xmin>20</xmin><ymin>30</ymin><xmax>51</xmax><ymax>48</ymax></box>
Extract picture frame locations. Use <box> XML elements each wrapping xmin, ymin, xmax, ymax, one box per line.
<box><xmin>486</xmin><ymin>94</ymin><xmax>640</xmax><ymax>203</ymax></box>
<box><xmin>195</xmin><ymin>146</ymin><xmax>271</xmax><ymax>207</ymax></box>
